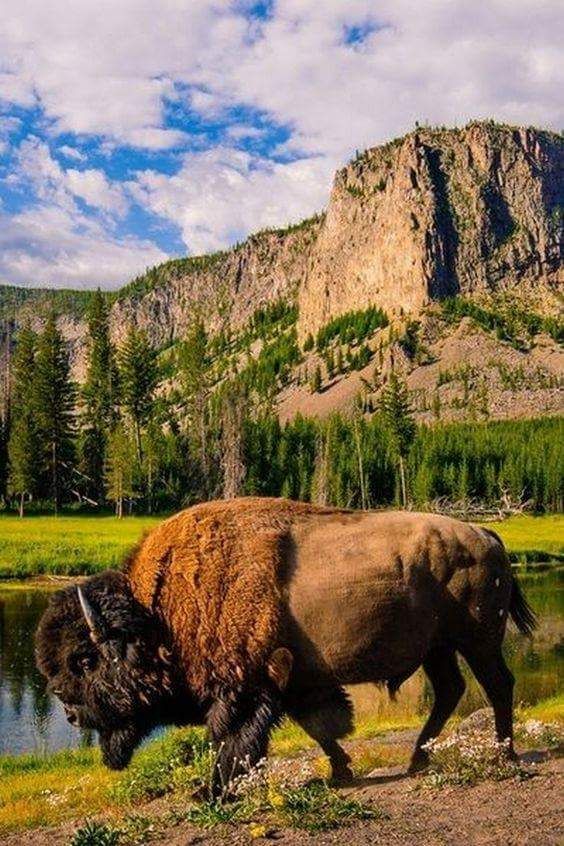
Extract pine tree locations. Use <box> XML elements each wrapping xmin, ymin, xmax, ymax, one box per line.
<box><xmin>80</xmin><ymin>290</ymin><xmax>117</xmax><ymax>502</ymax></box>
<box><xmin>105</xmin><ymin>423</ymin><xmax>135</xmax><ymax>518</ymax></box>
<box><xmin>311</xmin><ymin>364</ymin><xmax>322</xmax><ymax>393</ymax></box>
<box><xmin>142</xmin><ymin>419</ymin><xmax>166</xmax><ymax>514</ymax></box>
<box><xmin>432</xmin><ymin>389</ymin><xmax>442</xmax><ymax>420</ymax></box>
<box><xmin>34</xmin><ymin>314</ymin><xmax>76</xmax><ymax>513</ymax></box>
<box><xmin>336</xmin><ymin>346</ymin><xmax>344</xmax><ymax>374</ymax></box>
<box><xmin>7</xmin><ymin>326</ymin><xmax>41</xmax><ymax>516</ymax></box>
<box><xmin>379</xmin><ymin>372</ymin><xmax>416</xmax><ymax>507</ymax></box>
<box><xmin>118</xmin><ymin>326</ymin><xmax>158</xmax><ymax>462</ymax></box>
<box><xmin>179</xmin><ymin>317</ymin><xmax>212</xmax><ymax>487</ymax></box>
<box><xmin>218</xmin><ymin>380</ymin><xmax>247</xmax><ymax>499</ymax></box>
<box><xmin>325</xmin><ymin>348</ymin><xmax>335</xmax><ymax>378</ymax></box>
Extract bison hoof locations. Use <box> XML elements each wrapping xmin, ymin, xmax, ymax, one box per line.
<box><xmin>407</xmin><ymin>751</ymin><xmax>429</xmax><ymax>775</ymax></box>
<box><xmin>330</xmin><ymin>765</ymin><xmax>355</xmax><ymax>786</ymax></box>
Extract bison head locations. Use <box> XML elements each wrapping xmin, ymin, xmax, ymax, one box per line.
<box><xmin>35</xmin><ymin>571</ymin><xmax>194</xmax><ymax>770</ymax></box>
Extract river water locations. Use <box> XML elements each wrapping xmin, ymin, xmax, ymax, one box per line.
<box><xmin>0</xmin><ymin>572</ymin><xmax>562</xmax><ymax>757</ymax></box>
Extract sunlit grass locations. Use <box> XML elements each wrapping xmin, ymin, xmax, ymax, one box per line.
<box><xmin>517</xmin><ymin>692</ymin><xmax>564</xmax><ymax>724</ymax></box>
<box><xmin>0</xmin><ymin>747</ymin><xmax>117</xmax><ymax>833</ymax></box>
<box><xmin>0</xmin><ymin>514</ymin><xmax>161</xmax><ymax>578</ymax></box>
<box><xmin>481</xmin><ymin>514</ymin><xmax>564</xmax><ymax>562</ymax></box>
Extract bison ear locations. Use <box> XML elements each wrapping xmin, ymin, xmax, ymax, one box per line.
<box><xmin>267</xmin><ymin>647</ymin><xmax>293</xmax><ymax>691</ymax></box>
<box><xmin>77</xmin><ymin>586</ymin><xmax>107</xmax><ymax>644</ymax></box>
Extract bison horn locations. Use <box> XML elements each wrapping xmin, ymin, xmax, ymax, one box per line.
<box><xmin>158</xmin><ymin>645</ymin><xmax>172</xmax><ymax>665</ymax></box>
<box><xmin>77</xmin><ymin>586</ymin><xmax>105</xmax><ymax>644</ymax></box>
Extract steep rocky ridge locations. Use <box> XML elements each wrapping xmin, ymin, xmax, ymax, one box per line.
<box><xmin>0</xmin><ymin>122</ymin><xmax>561</xmax><ymax>408</ymax></box>
<box><xmin>109</xmin><ymin>218</ymin><xmax>321</xmax><ymax>351</ymax></box>
<box><xmin>298</xmin><ymin>122</ymin><xmax>562</xmax><ymax>339</ymax></box>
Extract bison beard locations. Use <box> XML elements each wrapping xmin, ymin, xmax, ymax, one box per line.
<box><xmin>99</xmin><ymin>724</ymin><xmax>145</xmax><ymax>770</ymax></box>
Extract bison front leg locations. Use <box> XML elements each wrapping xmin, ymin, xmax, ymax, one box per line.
<box><xmin>206</xmin><ymin>685</ymin><xmax>282</xmax><ymax>798</ymax></box>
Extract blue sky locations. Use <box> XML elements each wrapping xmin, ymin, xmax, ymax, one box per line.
<box><xmin>0</xmin><ymin>0</ymin><xmax>561</xmax><ymax>289</ymax></box>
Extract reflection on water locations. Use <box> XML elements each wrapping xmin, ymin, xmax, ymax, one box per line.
<box><xmin>0</xmin><ymin>571</ymin><xmax>562</xmax><ymax>757</ymax></box>
<box><xmin>0</xmin><ymin>586</ymin><xmax>93</xmax><ymax>756</ymax></box>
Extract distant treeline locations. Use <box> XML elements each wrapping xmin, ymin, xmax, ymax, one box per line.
<box><xmin>0</xmin><ymin>288</ymin><xmax>561</xmax><ymax>516</ymax></box>
<box><xmin>243</xmin><ymin>414</ymin><xmax>563</xmax><ymax>513</ymax></box>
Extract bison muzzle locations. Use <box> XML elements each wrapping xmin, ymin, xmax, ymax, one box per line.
<box><xmin>35</xmin><ymin>497</ymin><xmax>535</xmax><ymax>795</ymax></box>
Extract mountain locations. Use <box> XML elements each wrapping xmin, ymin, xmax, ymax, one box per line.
<box><xmin>298</xmin><ymin>121</ymin><xmax>561</xmax><ymax>338</ymax></box>
<box><xmin>0</xmin><ymin>121</ymin><xmax>562</xmax><ymax>422</ymax></box>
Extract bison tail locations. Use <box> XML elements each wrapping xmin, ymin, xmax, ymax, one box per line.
<box><xmin>509</xmin><ymin>575</ymin><xmax>536</xmax><ymax>637</ymax></box>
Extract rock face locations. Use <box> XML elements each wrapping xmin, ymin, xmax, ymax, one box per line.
<box><xmin>297</xmin><ymin>122</ymin><xmax>562</xmax><ymax>339</ymax></box>
<box><xmin>0</xmin><ymin>122</ymin><xmax>561</xmax><ymax>383</ymax></box>
<box><xmin>108</xmin><ymin>221</ymin><xmax>320</xmax><ymax>352</ymax></box>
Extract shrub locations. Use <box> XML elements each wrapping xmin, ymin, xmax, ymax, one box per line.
<box><xmin>71</xmin><ymin>821</ymin><xmax>120</xmax><ymax>846</ymax></box>
<box><xmin>278</xmin><ymin>781</ymin><xmax>380</xmax><ymax>832</ymax></box>
<box><xmin>303</xmin><ymin>332</ymin><xmax>314</xmax><ymax>352</ymax></box>
<box><xmin>424</xmin><ymin>728</ymin><xmax>530</xmax><ymax>787</ymax></box>
<box><xmin>182</xmin><ymin>770</ymin><xmax>380</xmax><ymax>833</ymax></box>
<box><xmin>316</xmin><ymin>306</ymin><xmax>388</xmax><ymax>352</ymax></box>
<box><xmin>516</xmin><ymin>720</ymin><xmax>563</xmax><ymax>749</ymax></box>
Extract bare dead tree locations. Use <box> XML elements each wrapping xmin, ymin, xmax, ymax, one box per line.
<box><xmin>429</xmin><ymin>488</ymin><xmax>532</xmax><ymax>521</ymax></box>
<box><xmin>312</xmin><ymin>430</ymin><xmax>329</xmax><ymax>506</ymax></box>
<box><xmin>220</xmin><ymin>382</ymin><xmax>247</xmax><ymax>500</ymax></box>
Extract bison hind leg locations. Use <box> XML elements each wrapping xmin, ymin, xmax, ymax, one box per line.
<box><xmin>408</xmin><ymin>647</ymin><xmax>466</xmax><ymax>774</ymax></box>
<box><xmin>287</xmin><ymin>683</ymin><xmax>354</xmax><ymax>784</ymax></box>
<box><xmin>459</xmin><ymin>644</ymin><xmax>515</xmax><ymax>755</ymax></box>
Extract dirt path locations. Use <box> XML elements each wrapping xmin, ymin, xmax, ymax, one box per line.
<box><xmin>5</xmin><ymin>753</ymin><xmax>562</xmax><ymax>846</ymax></box>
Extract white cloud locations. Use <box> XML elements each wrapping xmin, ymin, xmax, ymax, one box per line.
<box><xmin>132</xmin><ymin>146</ymin><xmax>331</xmax><ymax>254</ymax></box>
<box><xmin>58</xmin><ymin>145</ymin><xmax>86</xmax><ymax>161</ymax></box>
<box><xmin>0</xmin><ymin>115</ymin><xmax>21</xmax><ymax>156</ymax></box>
<box><xmin>225</xmin><ymin>124</ymin><xmax>267</xmax><ymax>140</ymax></box>
<box><xmin>1</xmin><ymin>1</ymin><xmax>559</xmax><ymax>156</ymax></box>
<box><xmin>0</xmin><ymin>205</ymin><xmax>166</xmax><ymax>289</ymax></box>
<box><xmin>65</xmin><ymin>168</ymin><xmax>127</xmax><ymax>215</ymax></box>
<box><xmin>0</xmin><ymin>1</ymin><xmax>236</xmax><ymax>148</ymax></box>
<box><xmin>0</xmin><ymin>137</ymin><xmax>158</xmax><ymax>288</ymax></box>
<box><xmin>208</xmin><ymin>0</ymin><xmax>564</xmax><ymax>159</ymax></box>
<box><xmin>1</xmin><ymin>0</ymin><xmax>563</xmax><ymax>276</ymax></box>
<box><xmin>14</xmin><ymin>136</ymin><xmax>128</xmax><ymax>217</ymax></box>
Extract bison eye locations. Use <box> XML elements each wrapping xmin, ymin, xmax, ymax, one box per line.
<box><xmin>70</xmin><ymin>653</ymin><xmax>98</xmax><ymax>676</ymax></box>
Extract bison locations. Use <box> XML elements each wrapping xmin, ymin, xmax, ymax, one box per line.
<box><xmin>35</xmin><ymin>497</ymin><xmax>535</xmax><ymax>793</ymax></box>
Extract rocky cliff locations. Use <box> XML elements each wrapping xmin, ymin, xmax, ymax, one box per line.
<box><xmin>297</xmin><ymin>121</ymin><xmax>562</xmax><ymax>339</ymax></box>
<box><xmin>0</xmin><ymin>121</ymin><xmax>561</xmax><ymax>386</ymax></box>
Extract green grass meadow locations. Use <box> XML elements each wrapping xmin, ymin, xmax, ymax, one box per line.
<box><xmin>0</xmin><ymin>511</ymin><xmax>561</xmax><ymax>579</ymax></box>
<box><xmin>481</xmin><ymin>513</ymin><xmax>564</xmax><ymax>563</ymax></box>
<box><xmin>0</xmin><ymin>514</ymin><xmax>161</xmax><ymax>579</ymax></box>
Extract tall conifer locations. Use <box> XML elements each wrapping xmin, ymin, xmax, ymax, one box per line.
<box><xmin>179</xmin><ymin>317</ymin><xmax>212</xmax><ymax>489</ymax></box>
<box><xmin>118</xmin><ymin>326</ymin><xmax>158</xmax><ymax>462</ymax></box>
<box><xmin>105</xmin><ymin>423</ymin><xmax>135</xmax><ymax>517</ymax></box>
<box><xmin>80</xmin><ymin>290</ymin><xmax>117</xmax><ymax>502</ymax></box>
<box><xmin>380</xmin><ymin>371</ymin><xmax>416</xmax><ymax>507</ymax></box>
<box><xmin>34</xmin><ymin>314</ymin><xmax>76</xmax><ymax>513</ymax></box>
<box><xmin>7</xmin><ymin>326</ymin><xmax>41</xmax><ymax>516</ymax></box>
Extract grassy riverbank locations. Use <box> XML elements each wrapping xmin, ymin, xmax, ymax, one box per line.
<box><xmin>0</xmin><ymin>511</ymin><xmax>561</xmax><ymax>580</ymax></box>
<box><xmin>0</xmin><ymin>514</ymin><xmax>161</xmax><ymax>579</ymax></box>
<box><xmin>481</xmin><ymin>513</ymin><xmax>564</xmax><ymax>564</ymax></box>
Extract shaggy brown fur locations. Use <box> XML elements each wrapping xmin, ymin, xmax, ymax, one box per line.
<box><xmin>125</xmin><ymin>498</ymin><xmax>338</xmax><ymax>699</ymax></box>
